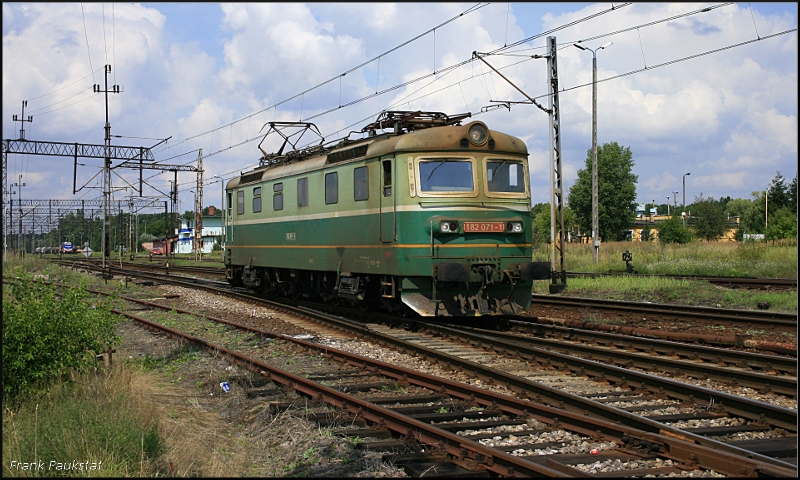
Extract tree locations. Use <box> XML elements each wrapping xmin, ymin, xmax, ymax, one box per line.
<box><xmin>691</xmin><ymin>194</ymin><xmax>728</xmax><ymax>241</ymax></box>
<box><xmin>788</xmin><ymin>172</ymin><xmax>797</xmax><ymax>214</ymax></box>
<box><xmin>766</xmin><ymin>207</ymin><xmax>797</xmax><ymax>241</ymax></box>
<box><xmin>567</xmin><ymin>142</ymin><xmax>638</xmax><ymax>241</ymax></box>
<box><xmin>742</xmin><ymin>191</ymin><xmax>766</xmax><ymax>234</ymax></box>
<box><xmin>530</xmin><ymin>203</ymin><xmax>576</xmax><ymax>244</ymax></box>
<box><xmin>724</xmin><ymin>198</ymin><xmax>752</xmax><ymax>219</ymax></box>
<box><xmin>658</xmin><ymin>213</ymin><xmax>693</xmax><ymax>244</ymax></box>
<box><xmin>767</xmin><ymin>171</ymin><xmax>789</xmax><ymax>211</ymax></box>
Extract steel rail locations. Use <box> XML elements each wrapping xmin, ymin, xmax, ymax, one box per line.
<box><xmin>452</xmin><ymin>324</ymin><xmax>797</xmax><ymax>395</ymax></box>
<box><xmin>531</xmin><ymin>294</ymin><xmax>797</xmax><ymax>327</ymax></box>
<box><xmin>504</xmin><ymin>318</ymin><xmax>797</xmax><ymax>374</ymax></box>
<box><xmin>420</xmin><ymin>321</ymin><xmax>797</xmax><ymax>431</ymax></box>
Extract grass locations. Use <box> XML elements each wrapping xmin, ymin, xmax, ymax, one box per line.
<box><xmin>532</xmin><ymin>275</ymin><xmax>797</xmax><ymax>312</ymax></box>
<box><xmin>532</xmin><ymin>240</ymin><xmax>797</xmax><ymax>313</ymax></box>
<box><xmin>2</xmin><ymin>366</ymin><xmax>164</xmax><ymax>477</ymax></box>
<box><xmin>534</xmin><ymin>240</ymin><xmax>797</xmax><ymax>278</ymax></box>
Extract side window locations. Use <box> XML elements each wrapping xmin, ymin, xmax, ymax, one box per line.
<box><xmin>237</xmin><ymin>190</ymin><xmax>244</xmax><ymax>215</ymax></box>
<box><xmin>325</xmin><ymin>172</ymin><xmax>338</xmax><ymax>205</ymax></box>
<box><xmin>227</xmin><ymin>192</ymin><xmax>232</xmax><ymax>217</ymax></box>
<box><xmin>273</xmin><ymin>183</ymin><xmax>283</xmax><ymax>211</ymax></box>
<box><xmin>297</xmin><ymin>177</ymin><xmax>308</xmax><ymax>207</ymax></box>
<box><xmin>354</xmin><ymin>166</ymin><xmax>368</xmax><ymax>201</ymax></box>
<box><xmin>383</xmin><ymin>160</ymin><xmax>392</xmax><ymax>197</ymax></box>
<box><xmin>252</xmin><ymin>187</ymin><xmax>262</xmax><ymax>213</ymax></box>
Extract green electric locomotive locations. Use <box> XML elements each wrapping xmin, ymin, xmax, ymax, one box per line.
<box><xmin>224</xmin><ymin>111</ymin><xmax>549</xmax><ymax>316</ymax></box>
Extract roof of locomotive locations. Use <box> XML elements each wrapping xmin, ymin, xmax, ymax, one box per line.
<box><xmin>227</xmin><ymin>120</ymin><xmax>528</xmax><ymax>190</ymax></box>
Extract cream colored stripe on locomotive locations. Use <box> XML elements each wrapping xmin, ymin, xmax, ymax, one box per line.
<box><xmin>229</xmin><ymin>243</ymin><xmax>533</xmax><ymax>249</ymax></box>
<box><xmin>232</xmin><ymin>204</ymin><xmax>531</xmax><ymax>226</ymax></box>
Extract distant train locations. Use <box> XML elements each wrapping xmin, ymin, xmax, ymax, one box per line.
<box><xmin>224</xmin><ymin>111</ymin><xmax>549</xmax><ymax>316</ymax></box>
<box><xmin>61</xmin><ymin>241</ymin><xmax>75</xmax><ymax>254</ymax></box>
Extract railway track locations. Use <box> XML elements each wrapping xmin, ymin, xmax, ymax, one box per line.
<box><xmin>46</xmin><ymin>261</ymin><xmax>799</xmax><ymax>470</ymax></box>
<box><xmin>13</xmin><ymin>272</ymin><xmax>797</xmax><ymax>477</ymax></box>
<box><xmin>58</xmin><ymin>257</ymin><xmax>798</xmax><ymax>294</ymax></box>
<box><xmin>530</xmin><ymin>294</ymin><xmax>797</xmax><ymax>330</ymax></box>
<box><xmin>505</xmin><ymin>318</ymin><xmax>797</xmax><ymax>377</ymax></box>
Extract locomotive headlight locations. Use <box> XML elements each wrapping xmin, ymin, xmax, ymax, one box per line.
<box><xmin>440</xmin><ymin>220</ymin><xmax>459</xmax><ymax>233</ymax></box>
<box><xmin>468</xmin><ymin>124</ymin><xmax>487</xmax><ymax>145</ymax></box>
<box><xmin>506</xmin><ymin>221</ymin><xmax>523</xmax><ymax>233</ymax></box>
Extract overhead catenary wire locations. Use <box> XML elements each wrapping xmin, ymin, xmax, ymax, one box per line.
<box><xmin>166</xmin><ymin>1</ymin><xmax>620</xmax><ymax>159</ymax></box>
<box><xmin>487</xmin><ymin>2</ymin><xmax>634</xmax><ymax>56</ymax></box>
<box><xmin>186</xmin><ymin>25</ymin><xmax>798</xmax><ymax>191</ymax></box>
<box><xmin>25</xmin><ymin>68</ymin><xmax>103</xmax><ymax>103</ymax></box>
<box><xmin>526</xmin><ymin>28</ymin><xmax>798</xmax><ymax>105</ymax></box>
<box><xmin>112</xmin><ymin>3</ymin><xmax>117</xmax><ymax>85</ymax></box>
<box><xmin>28</xmin><ymin>87</ymin><xmax>96</xmax><ymax>116</ymax></box>
<box><xmin>102</xmin><ymin>3</ymin><xmax>109</xmax><ymax>67</ymax></box>
<box><xmin>188</xmin><ymin>26</ymin><xmax>797</xmax><ymax>190</ymax></box>
<box><xmin>495</xmin><ymin>3</ymin><xmax>735</xmax><ymax>57</ymax></box>
<box><xmin>169</xmin><ymin>3</ymin><xmax>490</xmax><ymax>149</ymax></box>
<box><xmin>80</xmin><ymin>3</ymin><xmax>96</xmax><ymax>84</ymax></box>
<box><xmin>46</xmin><ymin>3</ymin><xmax>791</xmax><ymax>198</ymax></box>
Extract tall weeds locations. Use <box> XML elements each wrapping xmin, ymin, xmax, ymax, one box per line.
<box><xmin>2</xmin><ymin>366</ymin><xmax>164</xmax><ymax>477</ymax></box>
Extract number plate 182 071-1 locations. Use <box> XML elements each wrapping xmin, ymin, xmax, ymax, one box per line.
<box><xmin>463</xmin><ymin>222</ymin><xmax>505</xmax><ymax>233</ymax></box>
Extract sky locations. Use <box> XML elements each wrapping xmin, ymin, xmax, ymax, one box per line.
<box><xmin>2</xmin><ymin>2</ymin><xmax>798</xmax><ymax>214</ymax></box>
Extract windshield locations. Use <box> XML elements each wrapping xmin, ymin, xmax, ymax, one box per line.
<box><xmin>486</xmin><ymin>160</ymin><xmax>525</xmax><ymax>193</ymax></box>
<box><xmin>419</xmin><ymin>159</ymin><xmax>474</xmax><ymax>192</ymax></box>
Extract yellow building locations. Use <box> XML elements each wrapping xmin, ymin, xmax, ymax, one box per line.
<box><xmin>627</xmin><ymin>214</ymin><xmax>741</xmax><ymax>242</ymax></box>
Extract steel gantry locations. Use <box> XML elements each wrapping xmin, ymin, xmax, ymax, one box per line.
<box><xmin>5</xmin><ymin>198</ymin><xmax>168</xmax><ymax>255</ymax></box>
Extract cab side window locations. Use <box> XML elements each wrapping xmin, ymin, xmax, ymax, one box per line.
<box><xmin>354</xmin><ymin>166</ymin><xmax>368</xmax><ymax>201</ymax></box>
<box><xmin>273</xmin><ymin>183</ymin><xmax>283</xmax><ymax>211</ymax></box>
<box><xmin>297</xmin><ymin>177</ymin><xmax>308</xmax><ymax>207</ymax></box>
<box><xmin>325</xmin><ymin>172</ymin><xmax>338</xmax><ymax>204</ymax></box>
<box><xmin>382</xmin><ymin>160</ymin><xmax>392</xmax><ymax>197</ymax></box>
<box><xmin>253</xmin><ymin>187</ymin><xmax>262</xmax><ymax>213</ymax></box>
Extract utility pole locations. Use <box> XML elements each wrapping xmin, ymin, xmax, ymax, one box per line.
<box><xmin>94</xmin><ymin>64</ymin><xmax>121</xmax><ymax>275</ymax></box>
<box><xmin>213</xmin><ymin>175</ymin><xmax>226</xmax><ymax>248</ymax></box>
<box><xmin>13</xmin><ymin>175</ymin><xmax>25</xmax><ymax>257</ymax></box>
<box><xmin>5</xmin><ymin>101</ymin><xmax>33</xmax><ymax>261</ymax></box>
<box><xmin>682</xmin><ymin>173</ymin><xmax>690</xmax><ymax>225</ymax></box>
<box><xmin>574</xmin><ymin>42</ymin><xmax>612</xmax><ymax>263</ymax></box>
<box><xmin>470</xmin><ymin>41</ymin><xmax>564</xmax><ymax>292</ymax></box>
<box><xmin>13</xmin><ymin>100</ymin><xmax>34</xmax><ymax>140</ymax></box>
<box><xmin>194</xmin><ymin>150</ymin><xmax>203</xmax><ymax>261</ymax></box>
<box><xmin>547</xmin><ymin>36</ymin><xmax>567</xmax><ymax>293</ymax></box>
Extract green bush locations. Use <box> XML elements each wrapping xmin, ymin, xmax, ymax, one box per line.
<box><xmin>766</xmin><ymin>207</ymin><xmax>798</xmax><ymax>241</ymax></box>
<box><xmin>2</xmin><ymin>274</ymin><xmax>120</xmax><ymax>397</ymax></box>
<box><xmin>657</xmin><ymin>214</ymin><xmax>693</xmax><ymax>244</ymax></box>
